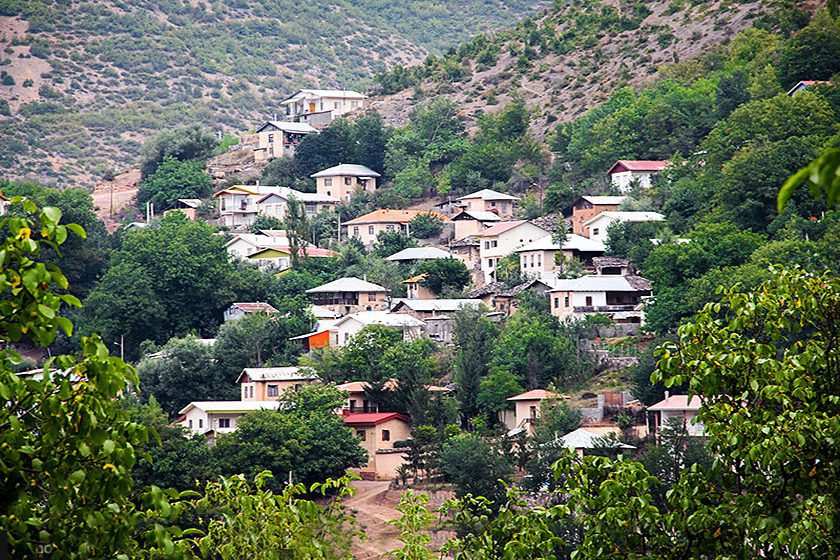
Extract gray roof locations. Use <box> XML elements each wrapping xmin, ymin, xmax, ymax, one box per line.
<box><xmin>451</xmin><ymin>210</ymin><xmax>502</xmax><ymax>222</ymax></box>
<box><xmin>581</xmin><ymin>196</ymin><xmax>628</xmax><ymax>205</ymax></box>
<box><xmin>311</xmin><ymin>164</ymin><xmax>381</xmax><ymax>178</ymax></box>
<box><xmin>236</xmin><ymin>367</ymin><xmax>318</xmax><ymax>383</ymax></box>
<box><xmin>179</xmin><ymin>400</ymin><xmax>282</xmax><ymax>415</ymax></box>
<box><xmin>450</xmin><ymin>235</ymin><xmax>480</xmax><ymax>248</ymax></box>
<box><xmin>385</xmin><ymin>247</ymin><xmax>454</xmax><ymax>261</ymax></box>
<box><xmin>391</xmin><ymin>299</ymin><xmax>483</xmax><ymax>312</ymax></box>
<box><xmin>557</xmin><ymin>428</ymin><xmax>636</xmax><ymax>450</ymax></box>
<box><xmin>516</xmin><ymin>234</ymin><xmax>605</xmax><ymax>253</ymax></box>
<box><xmin>458</xmin><ymin>189</ymin><xmax>519</xmax><ymax>201</ymax></box>
<box><xmin>333</xmin><ymin>311</ymin><xmax>425</xmax><ymax>328</ymax></box>
<box><xmin>550</xmin><ymin>275</ymin><xmax>652</xmax><ymax>293</ymax></box>
<box><xmin>256</xmin><ymin>121</ymin><xmax>318</xmax><ymax>134</ymax></box>
<box><xmin>582</xmin><ymin>211</ymin><xmax>665</xmax><ymax>227</ymax></box>
<box><xmin>280</xmin><ymin>89</ymin><xmax>367</xmax><ymax>103</ymax></box>
<box><xmin>306</xmin><ymin>277</ymin><xmax>388</xmax><ymax>294</ymax></box>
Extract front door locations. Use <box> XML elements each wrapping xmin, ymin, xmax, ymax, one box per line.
<box><xmin>308</xmin><ymin>102</ymin><xmax>316</xmax><ymax>113</ymax></box>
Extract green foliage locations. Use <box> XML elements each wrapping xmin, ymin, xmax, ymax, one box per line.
<box><xmin>388</xmin><ymin>490</ymin><xmax>436</xmax><ymax>560</ymax></box>
<box><xmin>213</xmin><ymin>385</ymin><xmax>368</xmax><ymax>487</ymax></box>
<box><xmin>137</xmin><ymin>155</ymin><xmax>212</xmax><ymax>211</ymax></box>
<box><xmin>139</xmin><ymin>123</ymin><xmax>217</xmax><ymax>179</ymax></box>
<box><xmin>452</xmin><ymin>305</ymin><xmax>498</xmax><ymax>424</ymax></box>
<box><xmin>374</xmin><ymin>229</ymin><xmax>416</xmax><ymax>257</ymax></box>
<box><xmin>408</xmin><ymin>211</ymin><xmax>443</xmax><ymax>239</ymax></box>
<box><xmin>604</xmin><ymin>220</ymin><xmax>662</xmax><ymax>265</ymax></box>
<box><xmin>777</xmin><ymin>9</ymin><xmax>840</xmax><ymax>88</ymax></box>
<box><xmin>779</xmin><ymin>146</ymin><xmax>840</xmax><ymax>212</ymax></box>
<box><xmin>416</xmin><ymin>258</ymin><xmax>470</xmax><ymax>295</ymax></box>
<box><xmin>438</xmin><ymin>432</ymin><xmax>513</xmax><ymax>503</ymax></box>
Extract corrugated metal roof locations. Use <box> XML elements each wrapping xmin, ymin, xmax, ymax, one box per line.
<box><xmin>476</xmin><ymin>220</ymin><xmax>531</xmax><ymax>237</ymax></box>
<box><xmin>582</xmin><ymin>211</ymin><xmax>665</xmax><ymax>227</ymax></box>
<box><xmin>306</xmin><ymin>277</ymin><xmax>388</xmax><ymax>293</ymax></box>
<box><xmin>391</xmin><ymin>299</ymin><xmax>483</xmax><ymax>312</ymax></box>
<box><xmin>256</xmin><ymin>121</ymin><xmax>319</xmax><ymax>134</ymax></box>
<box><xmin>342</xmin><ymin>412</ymin><xmax>410</xmax><ymax>426</ymax></box>
<box><xmin>457</xmin><ymin>188</ymin><xmax>519</xmax><ymax>201</ymax></box>
<box><xmin>237</xmin><ymin>367</ymin><xmax>318</xmax><ymax>383</ymax></box>
<box><xmin>549</xmin><ymin>275</ymin><xmax>651</xmax><ymax>293</ymax></box>
<box><xmin>648</xmin><ymin>395</ymin><xmax>703</xmax><ymax>411</ymax></box>
<box><xmin>333</xmin><ymin>311</ymin><xmax>425</xmax><ymax>328</ymax></box>
<box><xmin>607</xmin><ymin>160</ymin><xmax>669</xmax><ymax>173</ymax></box>
<box><xmin>508</xmin><ymin>389</ymin><xmax>562</xmax><ymax>401</ymax></box>
<box><xmin>344</xmin><ymin>209</ymin><xmax>449</xmax><ymax>225</ymax></box>
<box><xmin>385</xmin><ymin>247</ymin><xmax>454</xmax><ymax>261</ymax></box>
<box><xmin>311</xmin><ymin>164</ymin><xmax>381</xmax><ymax>178</ymax></box>
<box><xmin>581</xmin><ymin>195</ymin><xmax>628</xmax><ymax>205</ymax></box>
<box><xmin>178</xmin><ymin>400</ymin><xmax>281</xmax><ymax>415</ymax></box>
<box><xmin>229</xmin><ymin>302</ymin><xmax>279</xmax><ymax>313</ymax></box>
<box><xmin>516</xmin><ymin>233</ymin><xmax>605</xmax><ymax>253</ymax></box>
<box><xmin>451</xmin><ymin>210</ymin><xmax>502</xmax><ymax>222</ymax></box>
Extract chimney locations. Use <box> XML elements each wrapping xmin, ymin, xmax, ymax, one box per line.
<box><xmin>664</xmin><ymin>390</ymin><xmax>670</xmax><ymax>401</ymax></box>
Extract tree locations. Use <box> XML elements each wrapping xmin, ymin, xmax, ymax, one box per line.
<box><xmin>438</xmin><ymin>433</ymin><xmax>513</xmax><ymax>503</ymax></box>
<box><xmin>260</xmin><ymin>155</ymin><xmax>309</xmax><ymax>190</ymax></box>
<box><xmin>408</xmin><ymin>212</ymin><xmax>444</xmax><ymax>239</ymax></box>
<box><xmin>136</xmin><ymin>155</ymin><xmax>212</xmax><ymax>212</ymax></box>
<box><xmin>140</xmin><ymin>123</ymin><xmax>217</xmax><ymax>179</ymax></box>
<box><xmin>453</xmin><ymin>306</ymin><xmax>498</xmax><ymax>425</ymax></box>
<box><xmin>417</xmin><ymin>258</ymin><xmax>470</xmax><ymax>295</ymax></box>
<box><xmin>389</xmin><ymin>491</ymin><xmax>436</xmax><ymax>560</ymax></box>
<box><xmin>778</xmin><ymin>9</ymin><xmax>840</xmax><ymax>88</ymax></box>
<box><xmin>285</xmin><ymin>195</ymin><xmax>311</xmax><ymax>267</ymax></box>
<box><xmin>353</xmin><ymin>111</ymin><xmax>388</xmax><ymax>177</ymax></box>
<box><xmin>137</xmin><ymin>336</ymin><xmax>238</xmax><ymax>417</ymax></box>
<box><xmin>374</xmin><ymin>229</ymin><xmax>416</xmax><ymax>257</ymax></box>
<box><xmin>213</xmin><ymin>385</ymin><xmax>367</xmax><ymax>487</ymax></box>
<box><xmin>294</xmin><ymin>119</ymin><xmax>359</xmax><ymax>179</ymax></box>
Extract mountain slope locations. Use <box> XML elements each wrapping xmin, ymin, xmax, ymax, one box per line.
<box><xmin>0</xmin><ymin>0</ymin><xmax>542</xmax><ymax>185</ymax></box>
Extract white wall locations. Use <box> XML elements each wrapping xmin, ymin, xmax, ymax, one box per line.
<box><xmin>610</xmin><ymin>171</ymin><xmax>655</xmax><ymax>192</ymax></box>
<box><xmin>479</xmin><ymin>223</ymin><xmax>548</xmax><ymax>282</ymax></box>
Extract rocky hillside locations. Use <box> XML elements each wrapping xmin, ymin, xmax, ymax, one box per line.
<box><xmin>0</xmin><ymin>0</ymin><xmax>542</xmax><ymax>186</ymax></box>
<box><xmin>369</xmin><ymin>0</ymin><xmax>787</xmax><ymax>139</ymax></box>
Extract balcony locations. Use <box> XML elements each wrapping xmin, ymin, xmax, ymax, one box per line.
<box><xmin>573</xmin><ymin>305</ymin><xmax>637</xmax><ymax>313</ymax></box>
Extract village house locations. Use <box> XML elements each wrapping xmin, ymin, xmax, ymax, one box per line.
<box><xmin>592</xmin><ymin>256</ymin><xmax>635</xmax><ymax>276</ymax></box>
<box><xmin>237</xmin><ymin>367</ymin><xmax>319</xmax><ymax>401</ymax></box>
<box><xmin>289</xmin><ymin>318</ymin><xmax>340</xmax><ymax>352</ymax></box>
<box><xmin>330</xmin><ymin>311</ymin><xmax>425</xmax><ymax>347</ymax></box>
<box><xmin>337</xmin><ymin>380</ymin><xmax>450</xmax><ymax>414</ymax></box>
<box><xmin>556</xmin><ymin>427</ymin><xmax>636</xmax><ymax>457</ymax></box>
<box><xmin>343</xmin><ymin>412</ymin><xmax>411</xmax><ymax>480</ymax></box>
<box><xmin>312</xmin><ymin>163</ymin><xmax>380</xmax><ymax>202</ymax></box>
<box><xmin>582</xmin><ymin>211</ymin><xmax>665</xmax><ymax>244</ymax></box>
<box><xmin>344</xmin><ymin>209</ymin><xmax>450</xmax><ymax>249</ymax></box>
<box><xmin>506</xmin><ymin>389</ymin><xmax>563</xmax><ymax>435</ymax></box>
<box><xmin>223</xmin><ymin>302</ymin><xmax>279</xmax><ymax>322</ymax></box>
<box><xmin>548</xmin><ymin>275</ymin><xmax>652</xmax><ymax>325</ymax></box>
<box><xmin>384</xmin><ymin>246</ymin><xmax>454</xmax><ymax>263</ymax></box>
<box><xmin>477</xmin><ymin>220</ymin><xmax>550</xmax><ymax>283</ymax></box>
<box><xmin>787</xmin><ymin>80</ymin><xmax>833</xmax><ymax>95</ymax></box>
<box><xmin>566</xmin><ymin>196</ymin><xmax>627</xmax><ymax>236</ymax></box>
<box><xmin>214</xmin><ymin>185</ymin><xmax>336</xmax><ymax>229</ymax></box>
<box><xmin>648</xmin><ymin>393</ymin><xmax>705</xmax><ymax>437</ymax></box>
<box><xmin>469</xmin><ymin>278</ymin><xmax>555</xmax><ymax>316</ymax></box>
<box><xmin>516</xmin><ymin>233</ymin><xmax>606</xmax><ymax>276</ymax></box>
<box><xmin>390</xmin><ymin>298</ymin><xmax>483</xmax><ymax>319</ymax></box>
<box><xmin>451</xmin><ymin>210</ymin><xmax>502</xmax><ymax>239</ymax></box>
<box><xmin>178</xmin><ymin>400</ymin><xmax>281</xmax><ymax>437</ymax></box>
<box><xmin>401</xmin><ymin>274</ymin><xmax>436</xmax><ymax>300</ymax></box>
<box><xmin>164</xmin><ymin>198</ymin><xmax>203</xmax><ymax>221</ymax></box>
<box><xmin>305</xmin><ymin>276</ymin><xmax>389</xmax><ymax>315</ymax></box>
<box><xmin>448</xmin><ymin>236</ymin><xmax>482</xmax><ymax>285</ymax></box>
<box><xmin>457</xmin><ymin>189</ymin><xmax>519</xmax><ymax>219</ymax></box>
<box><xmin>280</xmin><ymin>89</ymin><xmax>368</xmax><ymax>127</ymax></box>
<box><xmin>245</xmin><ymin>246</ymin><xmax>336</xmax><ymax>271</ymax></box>
<box><xmin>607</xmin><ymin>160</ymin><xmax>669</xmax><ymax>192</ymax></box>
<box><xmin>225</xmin><ymin>232</ymin><xmax>290</xmax><ymax>260</ymax></box>
<box><xmin>253</xmin><ymin>121</ymin><xmax>318</xmax><ymax>162</ymax></box>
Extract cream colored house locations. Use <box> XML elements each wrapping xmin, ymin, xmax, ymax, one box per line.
<box><xmin>507</xmin><ymin>389</ymin><xmax>563</xmax><ymax>435</ymax></box>
<box><xmin>214</xmin><ymin>185</ymin><xmax>337</xmax><ymax>228</ymax></box>
<box><xmin>254</xmin><ymin>121</ymin><xmax>318</xmax><ymax>162</ymax></box>
<box><xmin>549</xmin><ymin>275</ymin><xmax>652</xmax><ymax>324</ymax></box>
<box><xmin>223</xmin><ymin>302</ymin><xmax>278</xmax><ymax>322</ymax></box>
<box><xmin>477</xmin><ymin>220</ymin><xmax>550</xmax><ymax>283</ymax></box>
<box><xmin>225</xmin><ymin>232</ymin><xmax>290</xmax><ymax>260</ymax></box>
<box><xmin>178</xmin><ymin>401</ymin><xmax>281</xmax><ymax>436</ymax></box>
<box><xmin>237</xmin><ymin>367</ymin><xmax>319</xmax><ymax>401</ymax></box>
<box><xmin>343</xmin><ymin>412</ymin><xmax>411</xmax><ymax>480</ymax></box>
<box><xmin>607</xmin><ymin>160</ymin><xmax>669</xmax><ymax>192</ymax></box>
<box><xmin>567</xmin><ymin>196</ymin><xmax>627</xmax><ymax>236</ymax></box>
<box><xmin>330</xmin><ymin>311</ymin><xmax>425</xmax><ymax>347</ymax></box>
<box><xmin>457</xmin><ymin>189</ymin><xmax>519</xmax><ymax>219</ymax></box>
<box><xmin>344</xmin><ymin>209</ymin><xmax>449</xmax><ymax>249</ymax></box>
<box><xmin>516</xmin><ymin>234</ymin><xmax>605</xmax><ymax>276</ymax></box>
<box><xmin>451</xmin><ymin>210</ymin><xmax>502</xmax><ymax>239</ymax></box>
<box><xmin>280</xmin><ymin>89</ymin><xmax>368</xmax><ymax>127</ymax></box>
<box><xmin>582</xmin><ymin>211</ymin><xmax>665</xmax><ymax>244</ymax></box>
<box><xmin>256</xmin><ymin>190</ymin><xmax>337</xmax><ymax>220</ymax></box>
<box><xmin>648</xmin><ymin>394</ymin><xmax>705</xmax><ymax>437</ymax></box>
<box><xmin>312</xmin><ymin>164</ymin><xmax>380</xmax><ymax>202</ymax></box>
<box><xmin>305</xmin><ymin>277</ymin><xmax>389</xmax><ymax>315</ymax></box>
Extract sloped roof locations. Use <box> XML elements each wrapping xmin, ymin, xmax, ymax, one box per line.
<box><xmin>468</xmin><ymin>281</ymin><xmax>506</xmax><ymax>298</ymax></box>
<box><xmin>333</xmin><ymin>311</ymin><xmax>425</xmax><ymax>329</ymax></box>
<box><xmin>558</xmin><ymin>428</ymin><xmax>635</xmax><ymax>450</ymax></box>
<box><xmin>607</xmin><ymin>160</ymin><xmax>669</xmax><ymax>174</ymax></box>
<box><xmin>255</xmin><ymin>121</ymin><xmax>319</xmax><ymax>134</ymax></box>
<box><xmin>248</xmin><ymin>246</ymin><xmax>336</xmax><ymax>259</ymax></box>
<box><xmin>344</xmin><ymin>209</ymin><xmax>449</xmax><ymax>225</ymax></box>
<box><xmin>236</xmin><ymin>367</ymin><xmax>318</xmax><ymax>383</ymax></box>
<box><xmin>174</xmin><ymin>198</ymin><xmax>203</xmax><ymax>208</ymax></box>
<box><xmin>280</xmin><ymin>89</ymin><xmax>367</xmax><ymax>104</ymax></box>
<box><xmin>225</xmin><ymin>233</ymin><xmax>289</xmax><ymax>249</ymax></box>
<box><xmin>582</xmin><ymin>211</ymin><xmax>665</xmax><ymax>227</ymax></box>
<box><xmin>385</xmin><ymin>247</ymin><xmax>454</xmax><ymax>261</ymax></box>
<box><xmin>549</xmin><ymin>275</ymin><xmax>652</xmax><ymax>293</ymax></box>
<box><xmin>581</xmin><ymin>195</ymin><xmax>628</xmax><ymax>205</ymax></box>
<box><xmin>648</xmin><ymin>395</ymin><xmax>703</xmax><ymax>411</ymax></box>
<box><xmin>457</xmin><ymin>189</ymin><xmax>519</xmax><ymax>201</ymax></box>
<box><xmin>451</xmin><ymin>210</ymin><xmax>503</xmax><ymax>222</ymax></box>
<box><xmin>310</xmin><ymin>305</ymin><xmax>341</xmax><ymax>319</ymax></box>
<box><xmin>450</xmin><ymin>235</ymin><xmax>480</xmax><ymax>248</ymax></box>
<box><xmin>178</xmin><ymin>400</ymin><xmax>281</xmax><ymax>415</ymax></box>
<box><xmin>786</xmin><ymin>80</ymin><xmax>833</xmax><ymax>95</ymax></box>
<box><xmin>391</xmin><ymin>299</ymin><xmax>483</xmax><ymax>313</ymax></box>
<box><xmin>228</xmin><ymin>302</ymin><xmax>279</xmax><ymax>313</ymax></box>
<box><xmin>256</xmin><ymin>188</ymin><xmax>338</xmax><ymax>204</ymax></box>
<box><xmin>516</xmin><ymin>234</ymin><xmax>605</xmax><ymax>253</ymax></box>
<box><xmin>311</xmin><ymin>164</ymin><xmax>381</xmax><ymax>178</ymax></box>
<box><xmin>508</xmin><ymin>389</ymin><xmax>562</xmax><ymax>401</ymax></box>
<box><xmin>306</xmin><ymin>277</ymin><xmax>388</xmax><ymax>293</ymax></box>
<box><xmin>342</xmin><ymin>412</ymin><xmax>410</xmax><ymax>426</ymax></box>
<box><xmin>476</xmin><ymin>220</ymin><xmax>531</xmax><ymax>237</ymax></box>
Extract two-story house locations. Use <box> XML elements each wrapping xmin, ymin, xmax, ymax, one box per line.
<box><xmin>516</xmin><ymin>233</ymin><xmax>606</xmax><ymax>276</ymax></box>
<box><xmin>280</xmin><ymin>89</ymin><xmax>368</xmax><ymax>127</ymax></box>
<box><xmin>343</xmin><ymin>412</ymin><xmax>412</xmax><ymax>480</ymax></box>
<box><xmin>329</xmin><ymin>311</ymin><xmax>425</xmax><ymax>347</ymax></box>
<box><xmin>344</xmin><ymin>209</ymin><xmax>449</xmax><ymax>249</ymax></box>
<box><xmin>582</xmin><ymin>211</ymin><xmax>665</xmax><ymax>244</ymax></box>
<box><xmin>477</xmin><ymin>220</ymin><xmax>550</xmax><ymax>283</ymax></box>
<box><xmin>506</xmin><ymin>389</ymin><xmax>563</xmax><ymax>435</ymax></box>
<box><xmin>457</xmin><ymin>189</ymin><xmax>519</xmax><ymax>219</ymax></box>
<box><xmin>225</xmin><ymin>232</ymin><xmax>290</xmax><ymax>260</ymax></box>
<box><xmin>178</xmin><ymin>400</ymin><xmax>281</xmax><ymax>437</ymax></box>
<box><xmin>237</xmin><ymin>367</ymin><xmax>319</xmax><ymax>401</ymax></box>
<box><xmin>648</xmin><ymin>393</ymin><xmax>705</xmax><ymax>437</ymax></box>
<box><xmin>214</xmin><ymin>185</ymin><xmax>337</xmax><ymax>229</ymax></box>
<box><xmin>548</xmin><ymin>275</ymin><xmax>652</xmax><ymax>324</ymax></box>
<box><xmin>305</xmin><ymin>277</ymin><xmax>389</xmax><ymax>315</ymax></box>
<box><xmin>256</xmin><ymin>190</ymin><xmax>337</xmax><ymax>220</ymax></box>
<box><xmin>451</xmin><ymin>210</ymin><xmax>502</xmax><ymax>239</ymax></box>
<box><xmin>565</xmin><ymin>196</ymin><xmax>627</xmax><ymax>236</ymax></box>
<box><xmin>253</xmin><ymin>121</ymin><xmax>318</xmax><ymax>162</ymax></box>
<box><xmin>312</xmin><ymin>163</ymin><xmax>380</xmax><ymax>202</ymax></box>
<box><xmin>607</xmin><ymin>160</ymin><xmax>669</xmax><ymax>192</ymax></box>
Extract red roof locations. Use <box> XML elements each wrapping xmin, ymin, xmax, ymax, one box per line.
<box><xmin>647</xmin><ymin>395</ymin><xmax>702</xmax><ymax>411</ymax></box>
<box><xmin>230</xmin><ymin>302</ymin><xmax>278</xmax><ymax>313</ymax></box>
<box><xmin>507</xmin><ymin>389</ymin><xmax>562</xmax><ymax>401</ymax></box>
<box><xmin>344</xmin><ymin>209</ymin><xmax>449</xmax><ymax>225</ymax></box>
<box><xmin>476</xmin><ymin>220</ymin><xmax>530</xmax><ymax>237</ymax></box>
<box><xmin>607</xmin><ymin>160</ymin><xmax>669</xmax><ymax>174</ymax></box>
<box><xmin>343</xmin><ymin>412</ymin><xmax>410</xmax><ymax>426</ymax></box>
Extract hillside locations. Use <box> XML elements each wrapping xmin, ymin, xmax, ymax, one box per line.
<box><xmin>369</xmin><ymin>0</ymin><xmax>784</xmax><ymax>138</ymax></box>
<box><xmin>0</xmin><ymin>0</ymin><xmax>542</xmax><ymax>186</ymax></box>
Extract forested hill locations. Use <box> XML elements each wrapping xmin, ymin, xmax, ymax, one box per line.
<box><xmin>0</xmin><ymin>0</ymin><xmax>542</xmax><ymax>185</ymax></box>
<box><xmin>370</xmin><ymin>0</ymin><xmax>799</xmax><ymax>136</ymax></box>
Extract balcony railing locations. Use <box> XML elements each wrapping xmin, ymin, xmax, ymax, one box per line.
<box><xmin>573</xmin><ymin>304</ymin><xmax>637</xmax><ymax>313</ymax></box>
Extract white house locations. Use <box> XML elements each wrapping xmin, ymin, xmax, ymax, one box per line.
<box><xmin>647</xmin><ymin>393</ymin><xmax>704</xmax><ymax>437</ymax></box>
<box><xmin>255</xmin><ymin>190</ymin><xmax>337</xmax><ymax>220</ymax></box>
<box><xmin>457</xmin><ymin>189</ymin><xmax>519</xmax><ymax>219</ymax></box>
<box><xmin>253</xmin><ymin>121</ymin><xmax>318</xmax><ymax>162</ymax></box>
<box><xmin>506</xmin><ymin>389</ymin><xmax>563</xmax><ymax>435</ymax></box>
<box><xmin>178</xmin><ymin>400</ymin><xmax>281</xmax><ymax>436</ymax></box>
<box><xmin>451</xmin><ymin>210</ymin><xmax>502</xmax><ymax>239</ymax></box>
<box><xmin>549</xmin><ymin>275</ymin><xmax>652</xmax><ymax>324</ymax></box>
<box><xmin>305</xmin><ymin>277</ymin><xmax>389</xmax><ymax>315</ymax></box>
<box><xmin>582</xmin><ymin>211</ymin><xmax>665</xmax><ymax>244</ymax></box>
<box><xmin>312</xmin><ymin>163</ymin><xmax>380</xmax><ymax>202</ymax></box>
<box><xmin>607</xmin><ymin>160</ymin><xmax>669</xmax><ymax>192</ymax></box>
<box><xmin>476</xmin><ymin>220</ymin><xmax>551</xmax><ymax>283</ymax></box>
<box><xmin>384</xmin><ymin>246</ymin><xmax>455</xmax><ymax>263</ymax></box>
<box><xmin>330</xmin><ymin>311</ymin><xmax>425</xmax><ymax>347</ymax></box>
<box><xmin>225</xmin><ymin>233</ymin><xmax>290</xmax><ymax>260</ymax></box>
<box><xmin>280</xmin><ymin>89</ymin><xmax>368</xmax><ymax>127</ymax></box>
<box><xmin>555</xmin><ymin>427</ymin><xmax>636</xmax><ymax>457</ymax></box>
<box><xmin>214</xmin><ymin>185</ymin><xmax>337</xmax><ymax>229</ymax></box>
<box><xmin>223</xmin><ymin>302</ymin><xmax>279</xmax><ymax>322</ymax></box>
<box><xmin>516</xmin><ymin>233</ymin><xmax>605</xmax><ymax>276</ymax></box>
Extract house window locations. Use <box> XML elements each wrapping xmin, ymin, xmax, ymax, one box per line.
<box><xmin>529</xmin><ymin>255</ymin><xmax>534</xmax><ymax>267</ymax></box>
<box><xmin>324</xmin><ymin>178</ymin><xmax>332</xmax><ymax>186</ymax></box>
<box><xmin>592</xmin><ymin>228</ymin><xmax>600</xmax><ymax>236</ymax></box>
<box><xmin>334</xmin><ymin>101</ymin><xmax>342</xmax><ymax>109</ymax></box>
<box><xmin>344</xmin><ymin>177</ymin><xmax>352</xmax><ymax>186</ymax></box>
<box><xmin>491</xmin><ymin>240</ymin><xmax>497</xmax><ymax>248</ymax></box>
<box><xmin>351</xmin><ymin>100</ymin><xmax>358</xmax><ymax>108</ymax></box>
<box><xmin>530</xmin><ymin>405</ymin><xmax>537</xmax><ymax>419</ymax></box>
<box><xmin>198</xmin><ymin>419</ymin><xmax>203</xmax><ymax>429</ymax></box>
<box><xmin>491</xmin><ymin>201</ymin><xmax>497</xmax><ymax>207</ymax></box>
<box><xmin>564</xmin><ymin>296</ymin><xmax>570</xmax><ymax>307</ymax></box>
<box><xmin>554</xmin><ymin>297</ymin><xmax>559</xmax><ymax>309</ymax></box>
<box><xmin>349</xmin><ymin>399</ymin><xmax>357</xmax><ymax>410</ymax></box>
<box><xmin>218</xmin><ymin>418</ymin><xmax>230</xmax><ymax>428</ymax></box>
<box><xmin>386</xmin><ymin>224</ymin><xmax>395</xmax><ymax>233</ymax></box>
<box><xmin>382</xmin><ymin>429</ymin><xmax>391</xmax><ymax>442</ymax></box>
<box><xmin>267</xmin><ymin>384</ymin><xmax>279</xmax><ymax>397</ymax></box>
<box><xmin>353</xmin><ymin>226</ymin><xmax>360</xmax><ymax>237</ymax></box>
<box><xmin>585</xmin><ymin>296</ymin><xmax>593</xmax><ymax>306</ymax></box>
<box><xmin>484</xmin><ymin>242</ymin><xmax>490</xmax><ymax>250</ymax></box>
<box><xmin>356</xmin><ymin>429</ymin><xmax>366</xmax><ymax>440</ymax></box>
<box><xmin>268</xmin><ymin>133</ymin><xmax>274</xmax><ymax>143</ymax></box>
<box><xmin>368</xmin><ymin>225</ymin><xmax>374</xmax><ymax>235</ymax></box>
<box><xmin>188</xmin><ymin>419</ymin><xmax>193</xmax><ymax>428</ymax></box>
<box><xmin>305</xmin><ymin>202</ymin><xmax>317</xmax><ymax>215</ymax></box>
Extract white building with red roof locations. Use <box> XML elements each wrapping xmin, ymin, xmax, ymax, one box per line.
<box><xmin>477</xmin><ymin>220</ymin><xmax>550</xmax><ymax>283</ymax></box>
<box><xmin>507</xmin><ymin>389</ymin><xmax>563</xmax><ymax>435</ymax></box>
<box><xmin>647</xmin><ymin>393</ymin><xmax>704</xmax><ymax>437</ymax></box>
<box><xmin>607</xmin><ymin>160</ymin><xmax>669</xmax><ymax>192</ymax></box>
